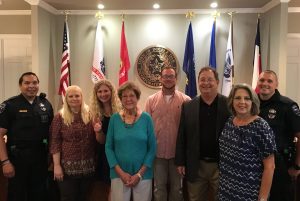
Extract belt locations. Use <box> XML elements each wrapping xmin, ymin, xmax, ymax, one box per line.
<box><xmin>200</xmin><ymin>157</ymin><xmax>217</xmax><ymax>163</ymax></box>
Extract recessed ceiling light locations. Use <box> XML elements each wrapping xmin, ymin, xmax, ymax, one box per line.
<box><xmin>210</xmin><ymin>2</ymin><xmax>218</xmax><ymax>8</ymax></box>
<box><xmin>153</xmin><ymin>3</ymin><xmax>160</xmax><ymax>9</ymax></box>
<box><xmin>98</xmin><ymin>4</ymin><xmax>105</xmax><ymax>9</ymax></box>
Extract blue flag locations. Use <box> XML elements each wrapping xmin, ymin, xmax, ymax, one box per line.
<box><xmin>183</xmin><ymin>22</ymin><xmax>197</xmax><ymax>98</ymax></box>
<box><xmin>209</xmin><ymin>20</ymin><xmax>217</xmax><ymax>69</ymax></box>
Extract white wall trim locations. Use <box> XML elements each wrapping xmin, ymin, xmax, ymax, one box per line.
<box><xmin>288</xmin><ymin>33</ymin><xmax>300</xmax><ymax>39</ymax></box>
<box><xmin>261</xmin><ymin>0</ymin><xmax>280</xmax><ymax>13</ymax></box>
<box><xmin>0</xmin><ymin>10</ymin><xmax>31</xmax><ymax>15</ymax></box>
<box><xmin>64</xmin><ymin>8</ymin><xmax>261</xmax><ymax>15</ymax></box>
<box><xmin>289</xmin><ymin>7</ymin><xmax>300</xmax><ymax>13</ymax></box>
<box><xmin>1</xmin><ymin>0</ymin><xmax>296</xmax><ymax>16</ymax></box>
<box><xmin>25</xmin><ymin>0</ymin><xmax>59</xmax><ymax>15</ymax></box>
<box><xmin>0</xmin><ymin>34</ymin><xmax>31</xmax><ymax>39</ymax></box>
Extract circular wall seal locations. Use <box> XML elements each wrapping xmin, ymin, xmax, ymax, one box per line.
<box><xmin>135</xmin><ymin>45</ymin><xmax>179</xmax><ymax>88</ymax></box>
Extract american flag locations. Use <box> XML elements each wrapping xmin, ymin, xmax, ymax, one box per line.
<box><xmin>58</xmin><ymin>21</ymin><xmax>70</xmax><ymax>99</ymax></box>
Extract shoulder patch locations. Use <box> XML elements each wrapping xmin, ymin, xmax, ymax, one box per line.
<box><xmin>292</xmin><ymin>104</ymin><xmax>300</xmax><ymax>116</ymax></box>
<box><xmin>0</xmin><ymin>103</ymin><xmax>6</xmax><ymax>114</ymax></box>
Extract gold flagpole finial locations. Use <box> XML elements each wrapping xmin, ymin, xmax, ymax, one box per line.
<box><xmin>63</xmin><ymin>10</ymin><xmax>70</xmax><ymax>21</ymax></box>
<box><xmin>211</xmin><ymin>10</ymin><xmax>220</xmax><ymax>20</ymax></box>
<box><xmin>185</xmin><ymin>11</ymin><xmax>195</xmax><ymax>20</ymax></box>
<box><xmin>258</xmin><ymin>13</ymin><xmax>261</xmax><ymax>18</ymax></box>
<box><xmin>121</xmin><ymin>14</ymin><xmax>125</xmax><ymax>21</ymax></box>
<box><xmin>95</xmin><ymin>11</ymin><xmax>104</xmax><ymax>20</ymax></box>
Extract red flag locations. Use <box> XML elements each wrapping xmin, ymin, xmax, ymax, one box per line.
<box><xmin>119</xmin><ymin>21</ymin><xmax>130</xmax><ymax>86</ymax></box>
<box><xmin>58</xmin><ymin>21</ymin><xmax>70</xmax><ymax>100</ymax></box>
<box><xmin>251</xmin><ymin>18</ymin><xmax>261</xmax><ymax>93</ymax></box>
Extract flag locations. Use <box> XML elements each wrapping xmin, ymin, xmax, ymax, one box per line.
<box><xmin>91</xmin><ymin>20</ymin><xmax>106</xmax><ymax>83</ymax></box>
<box><xmin>119</xmin><ymin>21</ymin><xmax>130</xmax><ymax>86</ymax></box>
<box><xmin>58</xmin><ymin>21</ymin><xmax>70</xmax><ymax>100</ymax></box>
<box><xmin>183</xmin><ymin>22</ymin><xmax>197</xmax><ymax>98</ymax></box>
<box><xmin>221</xmin><ymin>19</ymin><xmax>234</xmax><ymax>96</ymax></box>
<box><xmin>209</xmin><ymin>19</ymin><xmax>217</xmax><ymax>69</ymax></box>
<box><xmin>251</xmin><ymin>18</ymin><xmax>261</xmax><ymax>93</ymax></box>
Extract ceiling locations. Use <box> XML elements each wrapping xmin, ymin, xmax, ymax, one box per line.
<box><xmin>0</xmin><ymin>0</ymin><xmax>299</xmax><ymax>11</ymax></box>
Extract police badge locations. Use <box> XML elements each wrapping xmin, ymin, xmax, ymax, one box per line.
<box><xmin>135</xmin><ymin>45</ymin><xmax>179</xmax><ymax>88</ymax></box>
<box><xmin>39</xmin><ymin>103</ymin><xmax>46</xmax><ymax>111</ymax></box>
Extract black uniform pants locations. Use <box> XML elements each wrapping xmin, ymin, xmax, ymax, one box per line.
<box><xmin>269</xmin><ymin>154</ymin><xmax>295</xmax><ymax>201</ymax></box>
<box><xmin>7</xmin><ymin>146</ymin><xmax>48</xmax><ymax>201</ymax></box>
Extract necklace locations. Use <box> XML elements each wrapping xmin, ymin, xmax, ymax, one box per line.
<box><xmin>122</xmin><ymin>110</ymin><xmax>138</xmax><ymax>129</ymax></box>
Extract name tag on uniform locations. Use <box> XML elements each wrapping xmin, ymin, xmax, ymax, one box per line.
<box><xmin>19</xmin><ymin>110</ymin><xmax>27</xmax><ymax>113</ymax></box>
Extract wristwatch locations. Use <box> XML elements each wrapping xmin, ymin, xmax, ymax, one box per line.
<box><xmin>259</xmin><ymin>198</ymin><xmax>265</xmax><ymax>201</ymax></box>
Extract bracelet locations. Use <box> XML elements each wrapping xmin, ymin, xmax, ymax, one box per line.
<box><xmin>136</xmin><ymin>173</ymin><xmax>142</xmax><ymax>180</ymax></box>
<box><xmin>1</xmin><ymin>158</ymin><xmax>9</xmax><ymax>164</ymax></box>
<box><xmin>1</xmin><ymin>159</ymin><xmax>10</xmax><ymax>166</ymax></box>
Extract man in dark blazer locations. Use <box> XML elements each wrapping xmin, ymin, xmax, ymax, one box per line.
<box><xmin>175</xmin><ymin>67</ymin><xmax>231</xmax><ymax>201</ymax></box>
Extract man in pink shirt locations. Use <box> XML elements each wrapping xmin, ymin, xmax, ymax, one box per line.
<box><xmin>145</xmin><ymin>66</ymin><xmax>191</xmax><ymax>201</ymax></box>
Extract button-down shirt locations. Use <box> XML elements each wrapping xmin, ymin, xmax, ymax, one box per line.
<box><xmin>145</xmin><ymin>90</ymin><xmax>191</xmax><ymax>159</ymax></box>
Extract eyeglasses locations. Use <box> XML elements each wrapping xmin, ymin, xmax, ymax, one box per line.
<box><xmin>161</xmin><ymin>74</ymin><xmax>176</xmax><ymax>79</ymax></box>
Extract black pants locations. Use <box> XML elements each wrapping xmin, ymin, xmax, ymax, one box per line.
<box><xmin>57</xmin><ymin>176</ymin><xmax>92</xmax><ymax>201</ymax></box>
<box><xmin>7</xmin><ymin>146</ymin><xmax>48</xmax><ymax>201</ymax></box>
<box><xmin>269</xmin><ymin>154</ymin><xmax>295</xmax><ymax>201</ymax></box>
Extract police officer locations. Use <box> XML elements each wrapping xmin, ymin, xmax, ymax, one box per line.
<box><xmin>0</xmin><ymin>72</ymin><xmax>53</xmax><ymax>201</ymax></box>
<box><xmin>257</xmin><ymin>70</ymin><xmax>300</xmax><ymax>201</ymax></box>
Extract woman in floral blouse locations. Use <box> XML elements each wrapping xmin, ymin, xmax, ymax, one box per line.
<box><xmin>50</xmin><ymin>85</ymin><xmax>97</xmax><ymax>201</ymax></box>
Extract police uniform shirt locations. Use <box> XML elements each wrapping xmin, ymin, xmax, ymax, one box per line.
<box><xmin>259</xmin><ymin>89</ymin><xmax>300</xmax><ymax>150</ymax></box>
<box><xmin>0</xmin><ymin>93</ymin><xmax>54</xmax><ymax>145</ymax></box>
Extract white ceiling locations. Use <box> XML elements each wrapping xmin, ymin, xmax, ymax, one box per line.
<box><xmin>0</xmin><ymin>0</ymin><xmax>299</xmax><ymax>11</ymax></box>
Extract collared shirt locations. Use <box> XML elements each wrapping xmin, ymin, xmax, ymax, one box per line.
<box><xmin>0</xmin><ymin>94</ymin><xmax>53</xmax><ymax>146</ymax></box>
<box><xmin>259</xmin><ymin>89</ymin><xmax>300</xmax><ymax>150</ymax></box>
<box><xmin>145</xmin><ymin>90</ymin><xmax>191</xmax><ymax>159</ymax></box>
<box><xmin>199</xmin><ymin>95</ymin><xmax>218</xmax><ymax>159</ymax></box>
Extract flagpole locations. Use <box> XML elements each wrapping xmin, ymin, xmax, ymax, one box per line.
<box><xmin>228</xmin><ymin>12</ymin><xmax>234</xmax><ymax>87</ymax></box>
<box><xmin>64</xmin><ymin>10</ymin><xmax>71</xmax><ymax>86</ymax></box>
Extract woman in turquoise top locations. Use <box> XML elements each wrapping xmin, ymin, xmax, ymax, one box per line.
<box><xmin>105</xmin><ymin>82</ymin><xmax>156</xmax><ymax>201</ymax></box>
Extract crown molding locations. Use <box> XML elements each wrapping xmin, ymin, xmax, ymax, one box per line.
<box><xmin>0</xmin><ymin>10</ymin><xmax>31</xmax><ymax>15</ymax></box>
<box><xmin>289</xmin><ymin>7</ymin><xmax>300</xmax><ymax>13</ymax></box>
<box><xmin>2</xmin><ymin>0</ymin><xmax>298</xmax><ymax>16</ymax></box>
<box><xmin>288</xmin><ymin>33</ymin><xmax>300</xmax><ymax>38</ymax></box>
<box><xmin>0</xmin><ymin>34</ymin><xmax>31</xmax><ymax>39</ymax></box>
<box><xmin>25</xmin><ymin>0</ymin><xmax>58</xmax><ymax>15</ymax></box>
<box><xmin>59</xmin><ymin>8</ymin><xmax>261</xmax><ymax>16</ymax></box>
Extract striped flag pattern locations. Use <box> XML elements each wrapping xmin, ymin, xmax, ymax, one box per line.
<box><xmin>58</xmin><ymin>21</ymin><xmax>70</xmax><ymax>100</ymax></box>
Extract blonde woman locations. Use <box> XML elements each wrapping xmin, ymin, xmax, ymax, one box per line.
<box><xmin>90</xmin><ymin>79</ymin><xmax>121</xmax><ymax>201</ymax></box>
<box><xmin>50</xmin><ymin>85</ymin><xmax>97</xmax><ymax>201</ymax></box>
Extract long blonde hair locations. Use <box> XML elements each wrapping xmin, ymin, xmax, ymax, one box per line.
<box><xmin>90</xmin><ymin>79</ymin><xmax>121</xmax><ymax>120</ymax></box>
<box><xmin>60</xmin><ymin>85</ymin><xmax>91</xmax><ymax>126</ymax></box>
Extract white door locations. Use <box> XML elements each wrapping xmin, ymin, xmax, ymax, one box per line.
<box><xmin>0</xmin><ymin>35</ymin><xmax>32</xmax><ymax>102</ymax></box>
<box><xmin>287</xmin><ymin>34</ymin><xmax>300</xmax><ymax>105</ymax></box>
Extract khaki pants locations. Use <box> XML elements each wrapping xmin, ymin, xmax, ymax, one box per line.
<box><xmin>187</xmin><ymin>160</ymin><xmax>219</xmax><ymax>201</ymax></box>
<box><xmin>153</xmin><ymin>158</ymin><xmax>183</xmax><ymax>201</ymax></box>
<box><xmin>111</xmin><ymin>178</ymin><xmax>152</xmax><ymax>201</ymax></box>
